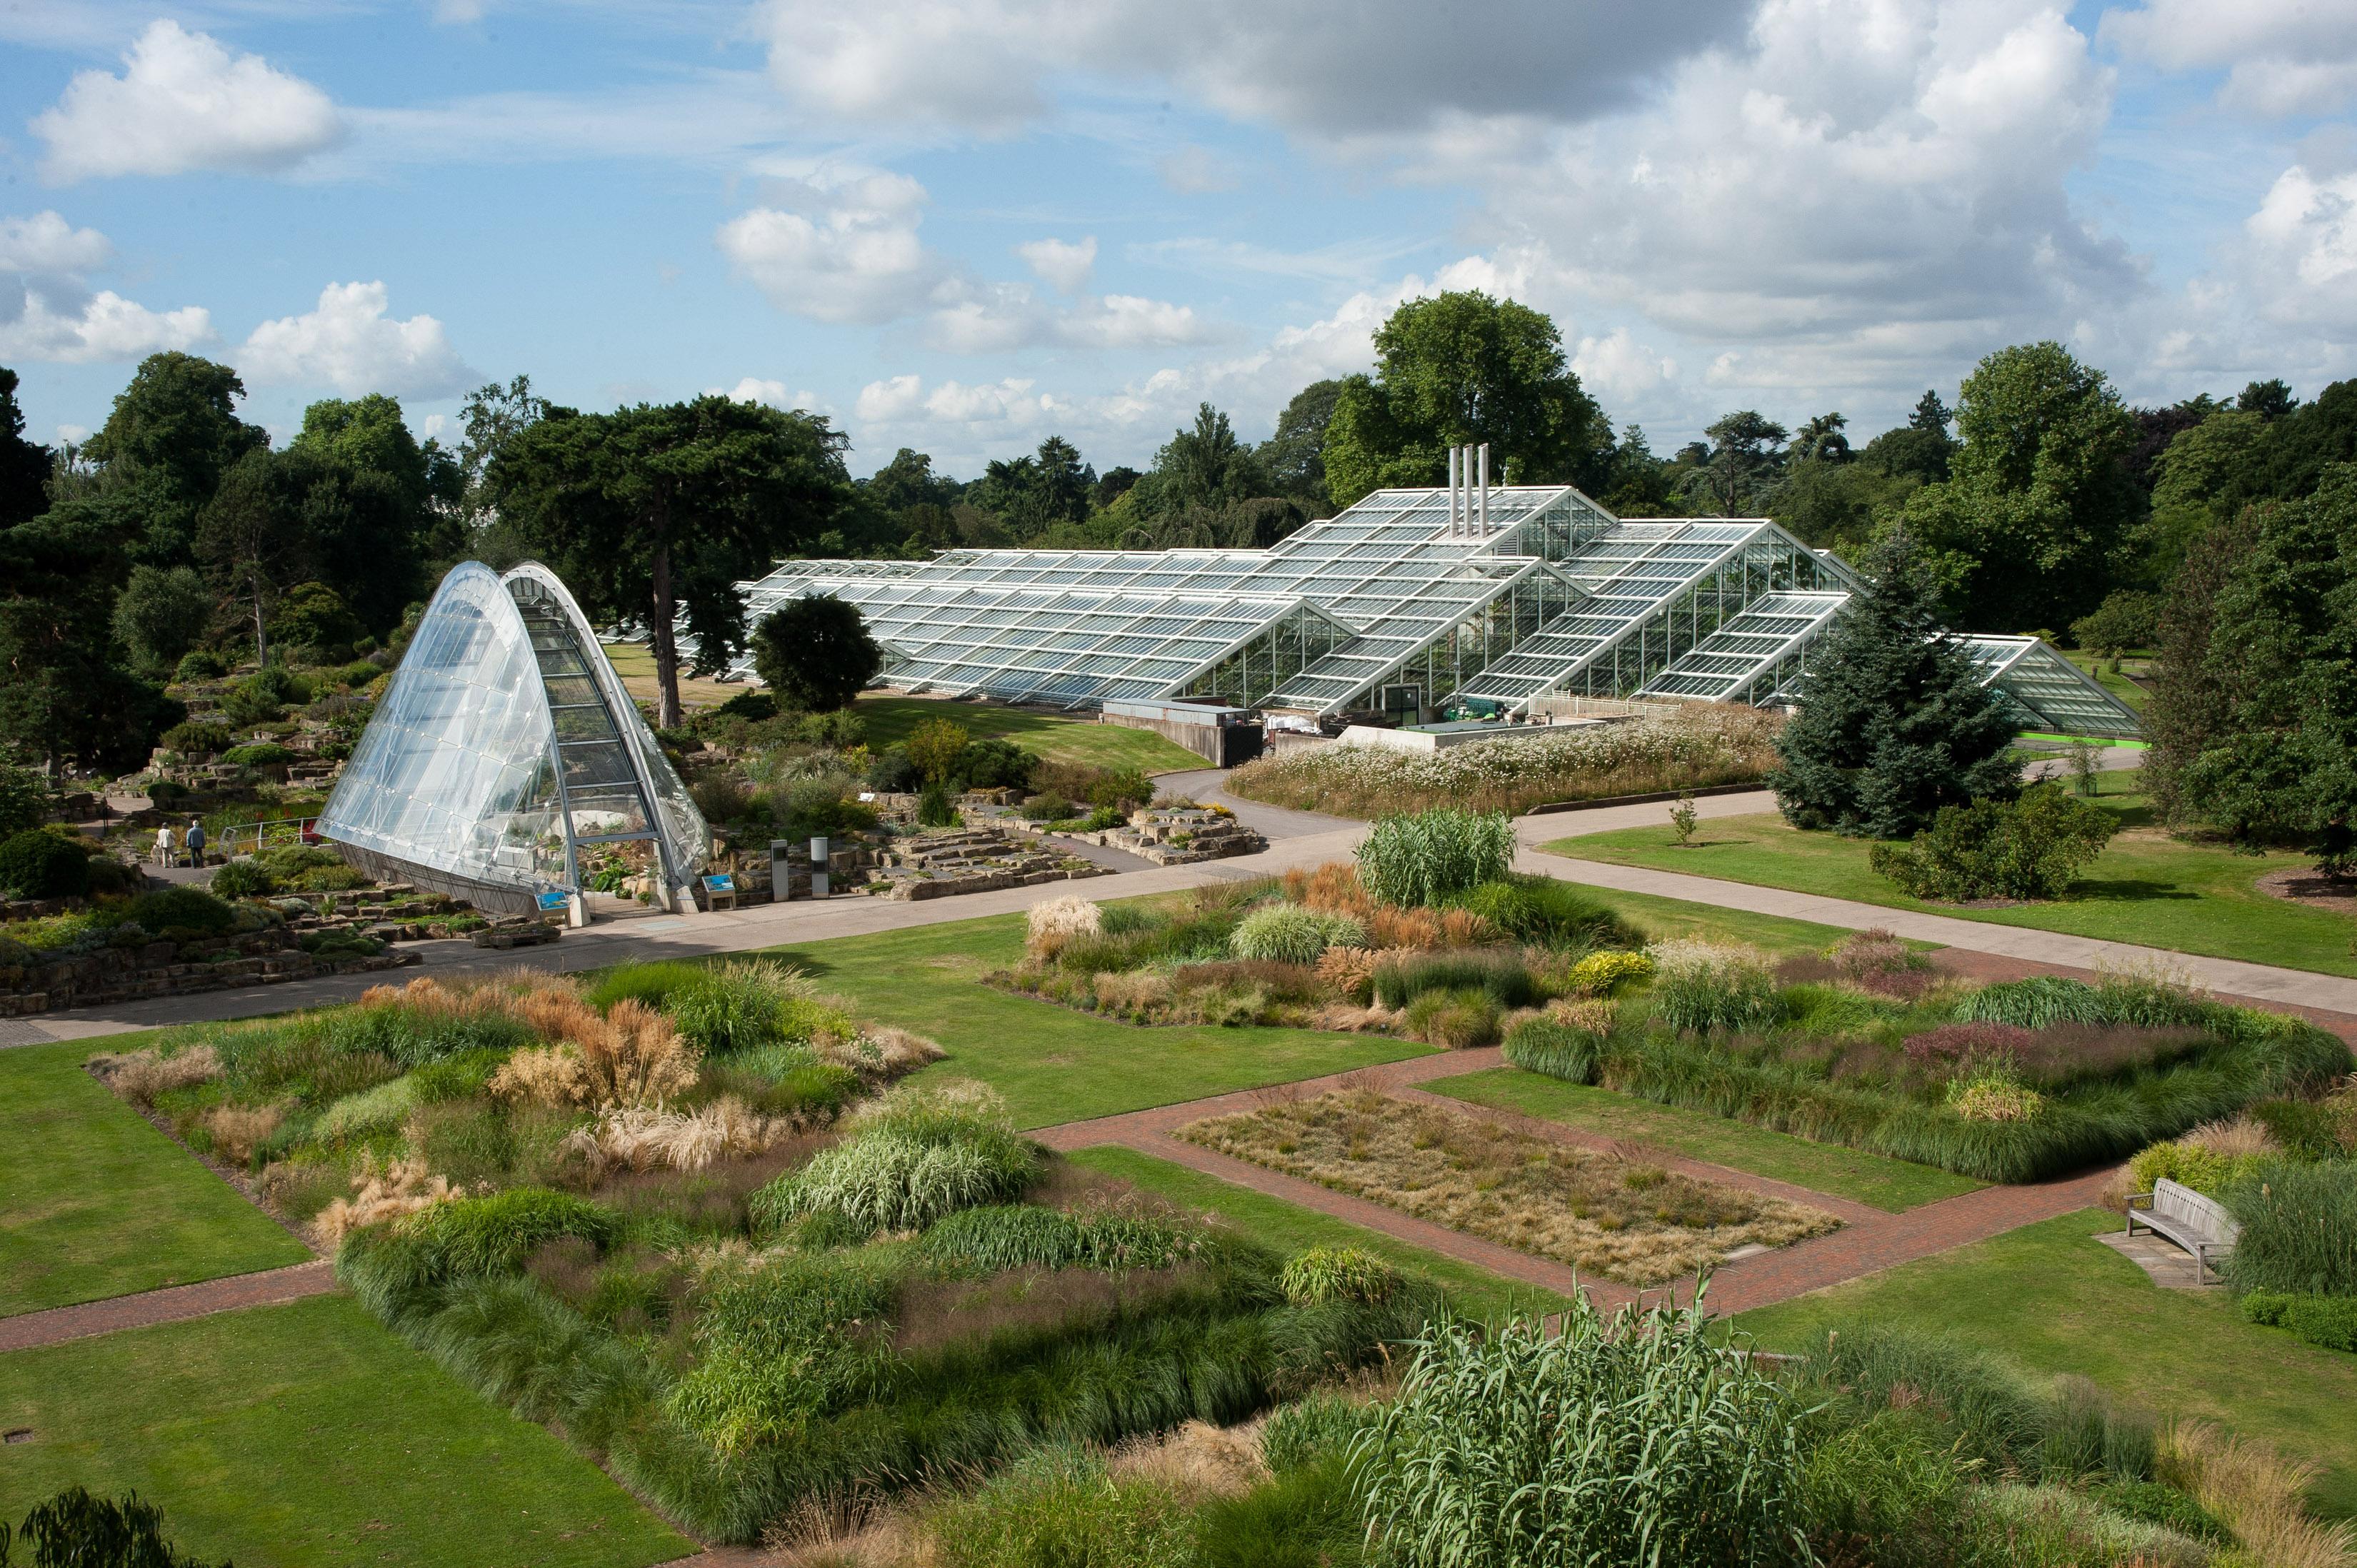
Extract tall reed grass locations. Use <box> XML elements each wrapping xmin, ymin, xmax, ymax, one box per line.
<box><xmin>1353</xmin><ymin>808</ymin><xmax>1513</xmax><ymax>908</ymax></box>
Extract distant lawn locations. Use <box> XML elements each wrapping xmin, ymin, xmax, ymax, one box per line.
<box><xmin>1426</xmin><ymin>1067</ymin><xmax>1981</xmax><ymax>1213</ymax></box>
<box><xmin>2058</xmin><ymin>648</ymin><xmax>2153</xmax><ymax>713</ymax></box>
<box><xmin>0</xmin><ymin>1295</ymin><xmax>694</xmax><ymax>1568</ymax></box>
<box><xmin>757</xmin><ymin>913</ymin><xmax>1432</xmax><ymax>1128</ymax></box>
<box><xmin>1568</xmin><ymin>885</ymin><xmax>1929</xmax><ymax>958</ymax></box>
<box><xmin>0</xmin><ymin>1037</ymin><xmax>311</xmax><ymax>1317</ymax></box>
<box><xmin>600</xmin><ymin>640</ymin><xmax>734</xmax><ymax>713</ymax></box>
<box><xmin>1734</xmin><ymin>1209</ymin><xmax>2357</xmax><ymax>1519</ymax></box>
<box><xmin>1545</xmin><ymin>770</ymin><xmax>2357</xmax><ymax>978</ymax></box>
<box><xmin>853</xmin><ymin>694</ymin><xmax>1206</xmax><ymax>773</ymax></box>
<box><xmin>1068</xmin><ymin>1144</ymin><xmax>1567</xmax><ymax>1326</ymax></box>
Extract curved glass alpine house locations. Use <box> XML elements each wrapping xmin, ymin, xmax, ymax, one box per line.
<box><xmin>318</xmin><ymin>562</ymin><xmax>708</xmax><ymax>915</ymax></box>
<box><xmin>707</xmin><ymin>483</ymin><xmax>2141</xmax><ymax>738</ymax></box>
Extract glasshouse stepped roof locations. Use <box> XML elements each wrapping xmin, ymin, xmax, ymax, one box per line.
<box><xmin>318</xmin><ymin>562</ymin><xmax>709</xmax><ymax>915</ymax></box>
<box><xmin>719</xmin><ymin>484</ymin><xmax>2142</xmax><ymax>738</ymax></box>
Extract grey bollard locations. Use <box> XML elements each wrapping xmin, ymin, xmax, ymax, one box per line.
<box><xmin>809</xmin><ymin>835</ymin><xmax>830</xmax><ymax>899</ymax></box>
<box><xmin>771</xmin><ymin>838</ymin><xmax>796</xmax><ymax>900</ymax></box>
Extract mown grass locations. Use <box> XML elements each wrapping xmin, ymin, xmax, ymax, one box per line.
<box><xmin>1733</xmin><ymin>1207</ymin><xmax>2357</xmax><ymax>1519</ymax></box>
<box><xmin>1568</xmin><ymin>885</ymin><xmax>1935</xmax><ymax>958</ymax></box>
<box><xmin>599</xmin><ymin>640</ymin><xmax>736</xmax><ymax>713</ymax></box>
<box><xmin>1065</xmin><ymin>1144</ymin><xmax>1568</xmax><ymax>1326</ymax></box>
<box><xmin>0</xmin><ymin>1035</ymin><xmax>311</xmax><ymax>1317</ymax></box>
<box><xmin>0</xmin><ymin>1293</ymin><xmax>694</xmax><ymax>1567</ymax></box>
<box><xmin>754</xmin><ymin>913</ymin><xmax>1433</xmax><ymax>1128</ymax></box>
<box><xmin>1425</xmin><ymin>1067</ymin><xmax>1983</xmax><ymax>1213</ymax></box>
<box><xmin>854</xmin><ymin>694</ymin><xmax>1206</xmax><ymax>773</ymax></box>
<box><xmin>1545</xmin><ymin>770</ymin><xmax>2357</xmax><ymax>978</ymax></box>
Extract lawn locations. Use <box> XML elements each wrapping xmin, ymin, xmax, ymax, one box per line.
<box><xmin>1425</xmin><ymin>1067</ymin><xmax>1982</xmax><ymax>1213</ymax></box>
<box><xmin>757</xmin><ymin>912</ymin><xmax>1433</xmax><ymax>1127</ymax></box>
<box><xmin>600</xmin><ymin>640</ymin><xmax>735</xmax><ymax>713</ymax></box>
<box><xmin>852</xmin><ymin>693</ymin><xmax>1206</xmax><ymax>773</ymax></box>
<box><xmin>1545</xmin><ymin>770</ymin><xmax>2357</xmax><ymax>978</ymax></box>
<box><xmin>1734</xmin><ymin>1208</ymin><xmax>2357</xmax><ymax>1519</ymax></box>
<box><xmin>0</xmin><ymin>1294</ymin><xmax>695</xmax><ymax>1567</ymax></box>
<box><xmin>1570</xmin><ymin>885</ymin><xmax>1931</xmax><ymax>958</ymax></box>
<box><xmin>1066</xmin><ymin>1144</ymin><xmax>1568</xmax><ymax>1326</ymax></box>
<box><xmin>2058</xmin><ymin>648</ymin><xmax>2153</xmax><ymax>713</ymax></box>
<box><xmin>0</xmin><ymin>1037</ymin><xmax>312</xmax><ymax>1317</ymax></box>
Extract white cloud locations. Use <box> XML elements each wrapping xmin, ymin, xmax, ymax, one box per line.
<box><xmin>759</xmin><ymin>0</ymin><xmax>1754</xmax><ymax>144</ymax></box>
<box><xmin>0</xmin><ymin>210</ymin><xmax>212</xmax><ymax>363</ymax></box>
<box><xmin>31</xmin><ymin>19</ymin><xmax>346</xmax><ymax>183</ymax></box>
<box><xmin>925</xmin><ymin>281</ymin><xmax>1214</xmax><ymax>353</ymax></box>
<box><xmin>716</xmin><ymin>173</ymin><xmax>945</xmax><ymax>325</ymax></box>
<box><xmin>2241</xmin><ymin>164</ymin><xmax>2357</xmax><ymax>331</ymax></box>
<box><xmin>1018</xmin><ymin>236</ymin><xmax>1096</xmax><ymax>294</ymax></box>
<box><xmin>719</xmin><ymin>377</ymin><xmax>825</xmax><ymax>411</ymax></box>
<box><xmin>856</xmin><ymin>373</ymin><xmax>1056</xmax><ymax>431</ymax></box>
<box><xmin>1572</xmin><ymin>328</ymin><xmax>1679</xmax><ymax>405</ymax></box>
<box><xmin>239</xmin><ymin>281</ymin><xmax>473</xmax><ymax>397</ymax></box>
<box><xmin>2101</xmin><ymin>0</ymin><xmax>2357</xmax><ymax>116</ymax></box>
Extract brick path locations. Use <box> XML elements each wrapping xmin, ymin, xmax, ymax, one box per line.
<box><xmin>0</xmin><ymin>1260</ymin><xmax>338</xmax><ymax>1354</ymax></box>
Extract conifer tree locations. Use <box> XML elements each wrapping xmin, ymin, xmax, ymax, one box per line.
<box><xmin>1768</xmin><ymin>530</ymin><xmax>2020</xmax><ymax>837</ymax></box>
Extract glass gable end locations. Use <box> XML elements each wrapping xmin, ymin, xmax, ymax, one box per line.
<box><xmin>318</xmin><ymin>562</ymin><xmax>709</xmax><ymax>912</ymax></box>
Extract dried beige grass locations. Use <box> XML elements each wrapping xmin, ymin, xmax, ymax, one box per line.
<box><xmin>488</xmin><ymin>1044</ymin><xmax>595</xmax><ymax>1107</ymax></box>
<box><xmin>1091</xmin><ymin>968</ymin><xmax>1174</xmax><ymax>1011</ymax></box>
<box><xmin>2158</xmin><ymin>1419</ymin><xmax>2356</xmax><ymax>1568</ymax></box>
<box><xmin>201</xmin><ymin>1102</ymin><xmax>284</xmax><ymax>1165</ymax></box>
<box><xmin>1315</xmin><ymin>945</ymin><xmax>1378</xmax><ymax>998</ymax></box>
<box><xmin>510</xmin><ymin>992</ymin><xmax>699</xmax><ymax>1107</ymax></box>
<box><xmin>95</xmin><ymin>1044</ymin><xmax>221</xmax><ymax>1105</ymax></box>
<box><xmin>1026</xmin><ymin>894</ymin><xmax>1103</xmax><ymax>958</ymax></box>
<box><xmin>314</xmin><ymin>1155</ymin><xmax>457</xmax><ymax>1248</ymax></box>
<box><xmin>2186</xmin><ymin>1115</ymin><xmax>2278</xmax><ymax>1159</ymax></box>
<box><xmin>865</xmin><ymin>1026</ymin><xmax>946</xmax><ymax>1076</ymax></box>
<box><xmin>1180</xmin><ymin>1088</ymin><xmax>1836</xmax><ymax>1286</ymax></box>
<box><xmin>1107</xmin><ymin>1419</ymin><xmax>1268</xmax><ymax>1500</ymax></box>
<box><xmin>561</xmin><ymin>1095</ymin><xmax>789</xmax><ymax>1180</ymax></box>
<box><xmin>1544</xmin><ymin>998</ymin><xmax>1619</xmax><ymax>1035</ymax></box>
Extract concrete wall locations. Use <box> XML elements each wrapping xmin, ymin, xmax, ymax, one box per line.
<box><xmin>1097</xmin><ymin>710</ymin><xmax>1263</xmax><ymax>766</ymax></box>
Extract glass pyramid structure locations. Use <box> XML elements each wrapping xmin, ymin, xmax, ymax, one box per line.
<box><xmin>716</xmin><ymin>483</ymin><xmax>2141</xmax><ymax>738</ymax></box>
<box><xmin>318</xmin><ymin>561</ymin><xmax>709</xmax><ymax>915</ymax></box>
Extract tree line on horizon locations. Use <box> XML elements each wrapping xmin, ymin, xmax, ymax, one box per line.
<box><xmin>1</xmin><ymin>288</ymin><xmax>2351</xmax><ymax>869</ymax></box>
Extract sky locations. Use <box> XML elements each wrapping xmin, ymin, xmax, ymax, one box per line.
<box><xmin>2</xmin><ymin>0</ymin><xmax>2354</xmax><ymax>478</ymax></box>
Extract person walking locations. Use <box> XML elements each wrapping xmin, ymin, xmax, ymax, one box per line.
<box><xmin>184</xmin><ymin>817</ymin><xmax>206</xmax><ymax>869</ymax></box>
<box><xmin>154</xmin><ymin>823</ymin><xmax>174</xmax><ymax>867</ymax></box>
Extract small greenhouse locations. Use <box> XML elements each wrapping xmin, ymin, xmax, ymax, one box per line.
<box><xmin>316</xmin><ymin>561</ymin><xmax>708</xmax><ymax>917</ymax></box>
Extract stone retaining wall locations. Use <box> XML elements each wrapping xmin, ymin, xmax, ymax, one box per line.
<box><xmin>0</xmin><ymin>928</ymin><xmax>417</xmax><ymax>1016</ymax></box>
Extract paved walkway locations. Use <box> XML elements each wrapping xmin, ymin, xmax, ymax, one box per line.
<box><xmin>0</xmin><ymin>1261</ymin><xmax>338</xmax><ymax>1354</ymax></box>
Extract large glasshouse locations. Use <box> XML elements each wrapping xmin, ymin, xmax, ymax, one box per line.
<box><xmin>317</xmin><ymin>562</ymin><xmax>709</xmax><ymax>915</ymax></box>
<box><xmin>724</xmin><ymin>479</ymin><xmax>2141</xmax><ymax>738</ymax></box>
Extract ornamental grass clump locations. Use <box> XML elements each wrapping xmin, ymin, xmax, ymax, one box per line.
<box><xmin>1448</xmin><ymin>873</ymin><xmax>1640</xmax><ymax>950</ymax></box>
<box><xmin>1563</xmin><ymin>948</ymin><xmax>1653</xmax><ymax>997</ymax></box>
<box><xmin>1278</xmin><ymin>1245</ymin><xmax>1398</xmax><ymax>1306</ymax></box>
<box><xmin>1647</xmin><ymin>939</ymin><xmax>1781</xmax><ymax>1034</ymax></box>
<box><xmin>2223</xmin><ymin>1162</ymin><xmax>2357</xmax><ymax>1297</ymax></box>
<box><xmin>1354</xmin><ymin>807</ymin><xmax>1514</xmax><ymax>908</ymax></box>
<box><xmin>1228</xmin><ymin>904</ymin><xmax>1366</xmax><ymax>964</ymax></box>
<box><xmin>751</xmin><ymin>1079</ymin><xmax>1036</xmax><ymax>1237</ymax></box>
<box><xmin>1358</xmin><ymin>1292</ymin><xmax>1812</xmax><ymax>1568</ymax></box>
<box><xmin>1027</xmin><ymin>895</ymin><xmax>1104</xmax><ymax>958</ymax></box>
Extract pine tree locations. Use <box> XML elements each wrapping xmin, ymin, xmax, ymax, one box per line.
<box><xmin>1767</xmin><ymin>530</ymin><xmax>2021</xmax><ymax>837</ymax></box>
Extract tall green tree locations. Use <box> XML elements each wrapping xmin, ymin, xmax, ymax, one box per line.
<box><xmin>1767</xmin><ymin>530</ymin><xmax>2021</xmax><ymax>838</ymax></box>
<box><xmin>0</xmin><ymin>499</ymin><xmax>178</xmax><ymax>771</ymax></box>
<box><xmin>2143</xmin><ymin>509</ymin><xmax>2261</xmax><ymax>825</ymax></box>
<box><xmin>2175</xmin><ymin>466</ymin><xmax>2357</xmax><ymax>872</ymax></box>
<box><xmin>1901</xmin><ymin>342</ymin><xmax>2138</xmax><ymax>632</ymax></box>
<box><xmin>749</xmin><ymin>596</ymin><xmax>884</xmax><ymax>712</ymax></box>
<box><xmin>489</xmin><ymin>396</ymin><xmax>855</xmax><ymax>728</ymax></box>
<box><xmin>1860</xmin><ymin>390</ymin><xmax>1957</xmax><ymax>485</ymax></box>
<box><xmin>0</xmin><ymin>368</ymin><xmax>52</xmax><ymax>530</ymax></box>
<box><xmin>81</xmin><ymin>352</ymin><xmax>266</xmax><ymax>567</ymax></box>
<box><xmin>194</xmin><ymin>450</ymin><xmax>310</xmax><ymax>665</ymax></box>
<box><xmin>2136</xmin><ymin>408</ymin><xmax>2266</xmax><ymax>588</ymax></box>
<box><xmin>1259</xmin><ymin>378</ymin><xmax>1343</xmax><ymax>513</ymax></box>
<box><xmin>111</xmin><ymin>565</ymin><xmax>214</xmax><ymax>675</ymax></box>
<box><xmin>1141</xmin><ymin>404</ymin><xmax>1266</xmax><ymax>514</ymax></box>
<box><xmin>1789</xmin><ymin>411</ymin><xmax>1852</xmax><ymax>464</ymax></box>
<box><xmin>1600</xmin><ymin>423</ymin><xmax>1673</xmax><ymax>516</ymax></box>
<box><xmin>1679</xmin><ymin>411</ymin><xmax>1788</xmax><ymax>514</ymax></box>
<box><xmin>1322</xmin><ymin>292</ymin><xmax>1606</xmax><ymax>506</ymax></box>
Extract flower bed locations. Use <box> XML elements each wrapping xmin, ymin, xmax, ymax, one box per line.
<box><xmin>1224</xmin><ymin>705</ymin><xmax>1781</xmax><ymax>818</ymax></box>
<box><xmin>1178</xmin><ymin>1088</ymin><xmax>1837</xmax><ymax>1284</ymax></box>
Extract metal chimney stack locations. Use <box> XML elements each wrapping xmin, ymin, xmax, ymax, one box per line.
<box><xmin>1446</xmin><ymin>446</ymin><xmax>1461</xmax><ymax>536</ymax></box>
<box><xmin>1477</xmin><ymin>443</ymin><xmax>1490</xmax><ymax>533</ymax></box>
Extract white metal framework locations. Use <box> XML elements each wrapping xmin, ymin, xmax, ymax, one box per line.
<box><xmin>710</xmin><ymin>483</ymin><xmax>2143</xmax><ymax>737</ymax></box>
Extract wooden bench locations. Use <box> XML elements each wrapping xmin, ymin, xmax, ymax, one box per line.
<box><xmin>2125</xmin><ymin>1177</ymin><xmax>2239</xmax><ymax>1284</ymax></box>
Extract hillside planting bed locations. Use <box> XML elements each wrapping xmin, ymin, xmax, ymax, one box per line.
<box><xmin>1178</xmin><ymin>1087</ymin><xmax>1838</xmax><ymax>1284</ymax></box>
<box><xmin>94</xmin><ymin>962</ymin><xmax>1425</xmax><ymax>1544</ymax></box>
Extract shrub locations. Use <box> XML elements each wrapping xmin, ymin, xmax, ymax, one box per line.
<box><xmin>1278</xmin><ymin>1245</ymin><xmax>1398</xmax><ymax>1305</ymax></box>
<box><xmin>1359</xmin><ymin>1297</ymin><xmax>1811</xmax><ymax>1568</ymax></box>
<box><xmin>1647</xmin><ymin>940</ymin><xmax>1781</xmax><ymax>1034</ymax></box>
<box><xmin>689</xmin><ymin>774</ymin><xmax>752</xmax><ymax>824</ymax></box>
<box><xmin>1230</xmin><ymin>904</ymin><xmax>1366</xmax><ymax>965</ymax></box>
<box><xmin>10</xmin><ymin>1485</ymin><xmax>230</xmax><ymax>1568</ymax></box>
<box><xmin>866</xmin><ymin>745</ymin><xmax>923</xmax><ymax>793</ymax></box>
<box><xmin>1020</xmin><ymin>791</ymin><xmax>1074</xmax><ymax>822</ymax></box>
<box><xmin>0</xmin><ymin>829</ymin><xmax>91</xmax><ymax>899</ymax></box>
<box><xmin>1946</xmin><ymin>1066</ymin><xmax>2045</xmax><ymax>1123</ymax></box>
<box><xmin>316</xmin><ymin>1075</ymin><xmax>420</xmax><ymax>1140</ymax></box>
<box><xmin>175</xmin><ymin>648</ymin><xmax>228</xmax><ymax>680</ymax></box>
<box><xmin>208</xmin><ymin>858</ymin><xmax>274</xmax><ymax>899</ymax></box>
<box><xmin>0</xmin><ymin>765</ymin><xmax>46</xmax><ymax>839</ymax></box>
<box><xmin>1565</xmin><ymin>949</ymin><xmax>1654</xmax><ymax>997</ymax></box>
<box><xmin>395</xmin><ymin>1188</ymin><xmax>617</xmax><ymax>1280</ymax></box>
<box><xmin>665</xmin><ymin>1247</ymin><xmax>903</xmax><ymax>1453</ymax></box>
<box><xmin>2240</xmin><ymin>1290</ymin><xmax>2357</xmax><ymax>1353</ymax></box>
<box><xmin>954</xmin><ymin>737</ymin><xmax>1040</xmax><ymax>791</ymax></box>
<box><xmin>917</xmin><ymin>780</ymin><xmax>959</xmax><ymax>827</ymax></box>
<box><xmin>128</xmin><ymin>886</ymin><xmax>237</xmax><ymax>937</ymax></box>
<box><xmin>1355</xmin><ymin>806</ymin><xmax>1514</xmax><ymax>907</ymax></box>
<box><xmin>1449</xmin><ymin>873</ymin><xmax>1638</xmax><ymax>950</ymax></box>
<box><xmin>2128</xmin><ymin>1134</ymin><xmax>2270</xmax><ymax>1198</ymax></box>
<box><xmin>222</xmin><ymin>742</ymin><xmax>295</xmax><ymax>766</ymax></box>
<box><xmin>161</xmin><ymin>720</ymin><xmax>234</xmax><ymax>755</ymax></box>
<box><xmin>1401</xmin><ymin>987</ymin><xmax>1504</xmax><ymax>1047</ymax></box>
<box><xmin>1869</xmin><ymin>782</ymin><xmax>2118</xmax><ymax>902</ymax></box>
<box><xmin>2223</xmin><ymin>1162</ymin><xmax>2357</xmax><ymax>1297</ymax></box>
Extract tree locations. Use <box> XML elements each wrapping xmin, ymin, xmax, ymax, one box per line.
<box><xmin>1860</xmin><ymin>391</ymin><xmax>1956</xmax><ymax>485</ymax></box>
<box><xmin>2238</xmin><ymin>379</ymin><xmax>2296</xmax><ymax>423</ymax></box>
<box><xmin>0</xmin><ymin>367</ymin><xmax>52</xmax><ymax>530</ymax></box>
<box><xmin>1768</xmin><ymin>458</ymin><xmax>1916</xmax><ymax>557</ymax></box>
<box><xmin>111</xmin><ymin>564</ymin><xmax>214</xmax><ymax>674</ymax></box>
<box><xmin>2069</xmin><ymin>590</ymin><xmax>2161</xmax><ymax>660</ymax></box>
<box><xmin>971</xmin><ymin>436</ymin><xmax>1094</xmax><ymax>538</ymax></box>
<box><xmin>0</xmin><ymin>499</ymin><xmax>179</xmax><ymax>772</ymax></box>
<box><xmin>1259</xmin><ymin>378</ymin><xmax>1344</xmax><ymax>513</ymax></box>
<box><xmin>269</xmin><ymin>580</ymin><xmax>364</xmax><ymax>658</ymax></box>
<box><xmin>81</xmin><ymin>352</ymin><xmax>266</xmax><ymax>567</ymax></box>
<box><xmin>1136</xmin><ymin>404</ymin><xmax>1266</xmax><ymax>516</ymax></box>
<box><xmin>456</xmin><ymin>375</ymin><xmax>548</xmax><ymax>516</ymax></box>
<box><xmin>2143</xmin><ymin>508</ymin><xmax>2260</xmax><ymax>825</ymax></box>
<box><xmin>2175</xmin><ymin>466</ymin><xmax>2357</xmax><ymax>873</ymax></box>
<box><xmin>748</xmin><ymin>595</ymin><xmax>883</xmax><ymax>712</ymax></box>
<box><xmin>194</xmin><ymin>450</ymin><xmax>309</xmax><ymax>665</ymax></box>
<box><xmin>1766</xmin><ymin>530</ymin><xmax>2021</xmax><ymax>838</ymax></box>
<box><xmin>1600</xmin><ymin>424</ymin><xmax>1673</xmax><ymax>516</ymax></box>
<box><xmin>1900</xmin><ymin>342</ymin><xmax>2138</xmax><ymax>632</ymax></box>
<box><xmin>489</xmin><ymin>396</ymin><xmax>856</xmax><ymax>728</ymax></box>
<box><xmin>1679</xmin><ymin>411</ymin><xmax>1788</xmax><ymax>514</ymax></box>
<box><xmin>906</xmin><ymin>716</ymin><xmax>970</xmax><ymax>784</ymax></box>
<box><xmin>1322</xmin><ymin>291</ymin><xmax>1606</xmax><ymax>506</ymax></box>
<box><xmin>1789</xmin><ymin>411</ymin><xmax>1852</xmax><ymax>465</ymax></box>
<box><xmin>2138</xmin><ymin>408</ymin><xmax>2266</xmax><ymax>589</ymax></box>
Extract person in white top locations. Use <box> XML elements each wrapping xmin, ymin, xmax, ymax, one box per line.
<box><xmin>154</xmin><ymin>824</ymin><xmax>175</xmax><ymax>866</ymax></box>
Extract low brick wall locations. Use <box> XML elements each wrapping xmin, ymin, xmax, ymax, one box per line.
<box><xmin>0</xmin><ymin>928</ymin><xmax>416</xmax><ymax>1016</ymax></box>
